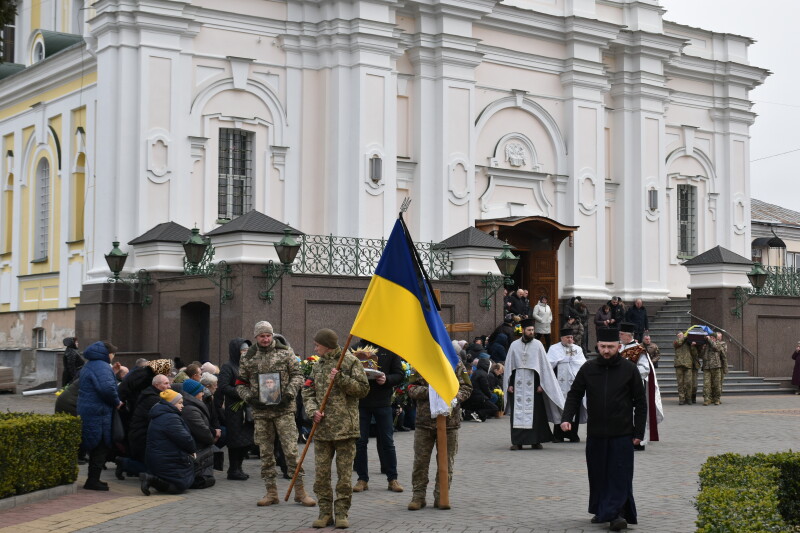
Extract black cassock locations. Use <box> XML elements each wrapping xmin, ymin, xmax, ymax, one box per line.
<box><xmin>585</xmin><ymin>435</ymin><xmax>638</xmax><ymax>524</ymax></box>
<box><xmin>508</xmin><ymin>369</ymin><xmax>553</xmax><ymax>446</ymax></box>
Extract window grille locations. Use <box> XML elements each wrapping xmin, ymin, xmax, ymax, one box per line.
<box><xmin>35</xmin><ymin>159</ymin><xmax>50</xmax><ymax>260</ymax></box>
<box><xmin>677</xmin><ymin>184</ymin><xmax>696</xmax><ymax>258</ymax></box>
<box><xmin>218</xmin><ymin>129</ymin><xmax>253</xmax><ymax>220</ymax></box>
<box><xmin>1</xmin><ymin>24</ymin><xmax>14</xmax><ymax>63</ymax></box>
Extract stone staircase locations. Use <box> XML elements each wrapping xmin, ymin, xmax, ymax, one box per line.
<box><xmin>649</xmin><ymin>299</ymin><xmax>788</xmax><ymax>396</ymax></box>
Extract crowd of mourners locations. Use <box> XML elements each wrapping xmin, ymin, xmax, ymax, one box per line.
<box><xmin>50</xmin><ymin>292</ymin><xmax>748</xmax><ymax>530</ymax></box>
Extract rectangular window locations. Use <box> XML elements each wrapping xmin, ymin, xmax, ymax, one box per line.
<box><xmin>677</xmin><ymin>184</ymin><xmax>696</xmax><ymax>258</ymax></box>
<box><xmin>33</xmin><ymin>328</ymin><xmax>46</xmax><ymax>349</ymax></box>
<box><xmin>1</xmin><ymin>24</ymin><xmax>14</xmax><ymax>63</ymax></box>
<box><xmin>217</xmin><ymin>129</ymin><xmax>253</xmax><ymax>221</ymax></box>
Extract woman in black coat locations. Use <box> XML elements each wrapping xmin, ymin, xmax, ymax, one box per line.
<box><xmin>141</xmin><ymin>390</ymin><xmax>196</xmax><ymax>495</ymax></box>
<box><xmin>181</xmin><ymin>379</ymin><xmax>217</xmax><ymax>489</ymax></box>
<box><xmin>217</xmin><ymin>338</ymin><xmax>253</xmax><ymax>480</ymax></box>
<box><xmin>62</xmin><ymin>337</ymin><xmax>84</xmax><ymax>385</ymax></box>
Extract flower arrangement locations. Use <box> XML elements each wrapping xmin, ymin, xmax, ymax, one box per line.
<box><xmin>493</xmin><ymin>388</ymin><xmax>504</xmax><ymax>411</ymax></box>
<box><xmin>514</xmin><ymin>324</ymin><xmax>523</xmax><ymax>336</ymax></box>
<box><xmin>392</xmin><ymin>361</ymin><xmax>413</xmax><ymax>407</ymax></box>
<box><xmin>300</xmin><ymin>355</ymin><xmax>320</xmax><ymax>379</ymax></box>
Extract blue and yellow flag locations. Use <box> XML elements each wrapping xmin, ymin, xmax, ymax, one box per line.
<box><xmin>350</xmin><ymin>218</ymin><xmax>460</xmax><ymax>403</ymax></box>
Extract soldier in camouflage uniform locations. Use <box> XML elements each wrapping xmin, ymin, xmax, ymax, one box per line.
<box><xmin>406</xmin><ymin>360</ymin><xmax>472</xmax><ymax>511</ymax></box>
<box><xmin>302</xmin><ymin>329</ymin><xmax>369</xmax><ymax>529</ymax></box>
<box><xmin>672</xmin><ymin>332</ymin><xmax>693</xmax><ymax>405</ymax></box>
<box><xmin>236</xmin><ymin>321</ymin><xmax>316</xmax><ymax>508</ymax></box>
<box><xmin>702</xmin><ymin>332</ymin><xmax>728</xmax><ymax>406</ymax></box>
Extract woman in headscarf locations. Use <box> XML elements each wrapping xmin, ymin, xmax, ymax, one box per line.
<box><xmin>217</xmin><ymin>338</ymin><xmax>254</xmax><ymax>480</ymax></box>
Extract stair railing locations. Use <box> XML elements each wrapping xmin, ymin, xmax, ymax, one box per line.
<box><xmin>686</xmin><ymin>311</ymin><xmax>757</xmax><ymax>375</ymax></box>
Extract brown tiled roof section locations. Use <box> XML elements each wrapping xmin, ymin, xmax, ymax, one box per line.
<box><xmin>751</xmin><ymin>199</ymin><xmax>800</xmax><ymax>226</ymax></box>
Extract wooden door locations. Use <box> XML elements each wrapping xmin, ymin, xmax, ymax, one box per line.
<box><xmin>529</xmin><ymin>250</ymin><xmax>559</xmax><ymax>338</ymax></box>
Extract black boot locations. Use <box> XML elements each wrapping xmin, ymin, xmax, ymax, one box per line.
<box><xmin>114</xmin><ymin>459</ymin><xmax>126</xmax><ymax>480</ymax></box>
<box><xmin>84</xmin><ymin>467</ymin><xmax>109</xmax><ymax>491</ymax></box>
<box><xmin>213</xmin><ymin>451</ymin><xmax>225</xmax><ymax>471</ymax></box>
<box><xmin>227</xmin><ymin>447</ymin><xmax>249</xmax><ymax>480</ymax></box>
<box><xmin>140</xmin><ymin>473</ymin><xmax>152</xmax><ymax>496</ymax></box>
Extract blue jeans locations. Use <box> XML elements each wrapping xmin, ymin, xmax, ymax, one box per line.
<box><xmin>355</xmin><ymin>405</ymin><xmax>397</xmax><ymax>482</ymax></box>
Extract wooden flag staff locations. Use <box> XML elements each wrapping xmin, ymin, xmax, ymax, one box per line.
<box><xmin>284</xmin><ymin>333</ymin><xmax>354</xmax><ymax>501</ymax></box>
<box><xmin>435</xmin><ymin>414</ymin><xmax>450</xmax><ymax>509</ymax></box>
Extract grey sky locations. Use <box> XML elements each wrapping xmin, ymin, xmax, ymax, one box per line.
<box><xmin>661</xmin><ymin>0</ymin><xmax>800</xmax><ymax>211</ymax></box>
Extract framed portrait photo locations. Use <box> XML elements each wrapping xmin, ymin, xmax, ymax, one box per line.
<box><xmin>259</xmin><ymin>372</ymin><xmax>282</xmax><ymax>405</ymax></box>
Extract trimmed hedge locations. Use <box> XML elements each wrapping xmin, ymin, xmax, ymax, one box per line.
<box><xmin>696</xmin><ymin>451</ymin><xmax>800</xmax><ymax>532</ymax></box>
<box><xmin>0</xmin><ymin>412</ymin><xmax>81</xmax><ymax>499</ymax></box>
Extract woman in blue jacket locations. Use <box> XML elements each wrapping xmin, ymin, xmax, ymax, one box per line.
<box><xmin>140</xmin><ymin>389</ymin><xmax>197</xmax><ymax>495</ymax></box>
<box><xmin>77</xmin><ymin>341</ymin><xmax>122</xmax><ymax>491</ymax></box>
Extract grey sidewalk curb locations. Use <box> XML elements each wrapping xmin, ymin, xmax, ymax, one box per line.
<box><xmin>0</xmin><ymin>482</ymin><xmax>77</xmax><ymax>512</ymax></box>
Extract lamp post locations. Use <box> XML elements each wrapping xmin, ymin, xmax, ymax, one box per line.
<box><xmin>260</xmin><ymin>228</ymin><xmax>301</xmax><ymax>302</ymax></box>
<box><xmin>480</xmin><ymin>243</ymin><xmax>520</xmax><ymax>309</ymax></box>
<box><xmin>731</xmin><ymin>262</ymin><xmax>769</xmax><ymax>317</ymax></box>
<box><xmin>182</xmin><ymin>227</ymin><xmax>234</xmax><ymax>304</ymax></box>
<box><xmin>104</xmin><ymin>241</ymin><xmax>152</xmax><ymax>307</ymax></box>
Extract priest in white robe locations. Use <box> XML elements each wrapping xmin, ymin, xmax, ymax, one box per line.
<box><xmin>619</xmin><ymin>322</ymin><xmax>664</xmax><ymax>451</ymax></box>
<box><xmin>547</xmin><ymin>327</ymin><xmax>587</xmax><ymax>442</ymax></box>
<box><xmin>503</xmin><ymin>318</ymin><xmax>564</xmax><ymax>450</ymax></box>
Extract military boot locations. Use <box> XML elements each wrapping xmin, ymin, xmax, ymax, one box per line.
<box><xmin>352</xmin><ymin>480</ymin><xmax>368</xmax><ymax>492</ymax></box>
<box><xmin>312</xmin><ymin>514</ymin><xmax>333</xmax><ymax>528</ymax></box>
<box><xmin>257</xmin><ymin>484</ymin><xmax>279</xmax><ymax>506</ymax></box>
<box><xmin>407</xmin><ymin>497</ymin><xmax>426</xmax><ymax>510</ymax></box>
<box><xmin>294</xmin><ymin>483</ymin><xmax>317</xmax><ymax>507</ymax></box>
<box><xmin>334</xmin><ymin>515</ymin><xmax>349</xmax><ymax>529</ymax></box>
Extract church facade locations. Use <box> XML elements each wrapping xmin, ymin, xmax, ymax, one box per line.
<box><xmin>0</xmin><ymin>0</ymin><xmax>768</xmax><ymax>357</ymax></box>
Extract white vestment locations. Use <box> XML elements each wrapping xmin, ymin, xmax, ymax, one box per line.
<box><xmin>503</xmin><ymin>337</ymin><xmax>564</xmax><ymax>428</ymax></box>
<box><xmin>547</xmin><ymin>342</ymin><xmax>588</xmax><ymax>422</ymax></box>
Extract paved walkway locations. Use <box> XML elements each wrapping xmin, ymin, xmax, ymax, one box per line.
<box><xmin>1</xmin><ymin>391</ymin><xmax>798</xmax><ymax>532</ymax></box>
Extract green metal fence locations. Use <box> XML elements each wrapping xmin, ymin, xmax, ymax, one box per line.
<box><xmin>763</xmin><ymin>265</ymin><xmax>800</xmax><ymax>296</ymax></box>
<box><xmin>293</xmin><ymin>234</ymin><xmax>452</xmax><ymax>279</ymax></box>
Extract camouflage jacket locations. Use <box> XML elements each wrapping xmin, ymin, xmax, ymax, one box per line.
<box><xmin>673</xmin><ymin>338</ymin><xmax>693</xmax><ymax>368</ymax></box>
<box><xmin>408</xmin><ymin>360</ymin><xmax>472</xmax><ymax>430</ymax></box>
<box><xmin>302</xmin><ymin>347</ymin><xmax>369</xmax><ymax>441</ymax></box>
<box><xmin>644</xmin><ymin>342</ymin><xmax>660</xmax><ymax>364</ymax></box>
<box><xmin>236</xmin><ymin>341</ymin><xmax>302</xmax><ymax>418</ymax></box>
<box><xmin>702</xmin><ymin>338</ymin><xmax>727</xmax><ymax>371</ymax></box>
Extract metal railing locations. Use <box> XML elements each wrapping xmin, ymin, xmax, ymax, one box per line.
<box><xmin>687</xmin><ymin>311</ymin><xmax>757</xmax><ymax>376</ymax></box>
<box><xmin>292</xmin><ymin>234</ymin><xmax>452</xmax><ymax>279</ymax></box>
<box><xmin>762</xmin><ymin>265</ymin><xmax>800</xmax><ymax>296</ymax></box>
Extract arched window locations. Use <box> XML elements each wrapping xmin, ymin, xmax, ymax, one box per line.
<box><xmin>2</xmin><ymin>173</ymin><xmax>12</xmax><ymax>253</ymax></box>
<box><xmin>72</xmin><ymin>154</ymin><xmax>85</xmax><ymax>241</ymax></box>
<box><xmin>34</xmin><ymin>158</ymin><xmax>50</xmax><ymax>261</ymax></box>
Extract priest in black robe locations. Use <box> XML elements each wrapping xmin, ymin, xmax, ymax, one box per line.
<box><xmin>503</xmin><ymin>318</ymin><xmax>563</xmax><ymax>450</ymax></box>
<box><xmin>561</xmin><ymin>327</ymin><xmax>646</xmax><ymax>531</ymax></box>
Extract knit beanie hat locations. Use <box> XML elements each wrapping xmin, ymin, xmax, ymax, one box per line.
<box><xmin>254</xmin><ymin>321</ymin><xmax>274</xmax><ymax>337</ymax></box>
<box><xmin>183</xmin><ymin>379</ymin><xmax>203</xmax><ymax>396</ymax></box>
<box><xmin>314</xmin><ymin>329</ymin><xmax>339</xmax><ymax>350</ymax></box>
<box><xmin>160</xmin><ymin>389</ymin><xmax>182</xmax><ymax>405</ymax></box>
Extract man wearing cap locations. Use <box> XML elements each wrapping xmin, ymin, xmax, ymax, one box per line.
<box><xmin>618</xmin><ymin>323</ymin><xmax>663</xmax><ymax>451</ymax></box>
<box><xmin>503</xmin><ymin>318</ymin><xmax>564</xmax><ymax>450</ymax></box>
<box><xmin>547</xmin><ymin>327</ymin><xmax>587</xmax><ymax>443</ymax></box>
<box><xmin>236</xmin><ymin>321</ymin><xmax>316</xmax><ymax>507</ymax></box>
<box><xmin>303</xmin><ymin>329</ymin><xmax>370</xmax><ymax>529</ymax></box>
<box><xmin>561</xmin><ymin>327</ymin><xmax>646</xmax><ymax>531</ymax></box>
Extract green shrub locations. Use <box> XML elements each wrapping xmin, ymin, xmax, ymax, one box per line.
<box><xmin>696</xmin><ymin>451</ymin><xmax>800</xmax><ymax>532</ymax></box>
<box><xmin>0</xmin><ymin>412</ymin><xmax>81</xmax><ymax>499</ymax></box>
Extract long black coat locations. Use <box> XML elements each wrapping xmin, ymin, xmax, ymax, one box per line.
<box><xmin>128</xmin><ymin>386</ymin><xmax>162</xmax><ymax>461</ymax></box>
<box><xmin>218</xmin><ymin>338</ymin><xmax>254</xmax><ymax>449</ymax></box>
<box><xmin>182</xmin><ymin>393</ymin><xmax>215</xmax><ymax>448</ymax></box>
<box><xmin>146</xmin><ymin>401</ymin><xmax>196</xmax><ymax>490</ymax></box>
<box><xmin>61</xmin><ymin>337</ymin><xmax>84</xmax><ymax>385</ymax></box>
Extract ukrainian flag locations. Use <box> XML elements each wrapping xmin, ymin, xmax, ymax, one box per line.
<box><xmin>351</xmin><ymin>219</ymin><xmax>461</xmax><ymax>403</ymax></box>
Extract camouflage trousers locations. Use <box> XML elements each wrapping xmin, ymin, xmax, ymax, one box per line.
<box><xmin>254</xmin><ymin>412</ymin><xmax>303</xmax><ymax>486</ymax></box>
<box><xmin>411</xmin><ymin>427</ymin><xmax>458</xmax><ymax>502</ymax></box>
<box><xmin>703</xmin><ymin>368</ymin><xmax>723</xmax><ymax>403</ymax></box>
<box><xmin>313</xmin><ymin>438</ymin><xmax>357</xmax><ymax>517</ymax></box>
<box><xmin>691</xmin><ymin>368</ymin><xmax>699</xmax><ymax>402</ymax></box>
<box><xmin>674</xmin><ymin>367</ymin><xmax>692</xmax><ymax>403</ymax></box>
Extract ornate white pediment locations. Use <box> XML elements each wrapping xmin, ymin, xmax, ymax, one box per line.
<box><xmin>478</xmin><ymin>166</ymin><xmax>552</xmax><ymax>219</ymax></box>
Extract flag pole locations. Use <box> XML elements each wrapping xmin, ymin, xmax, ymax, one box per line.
<box><xmin>284</xmin><ymin>333</ymin><xmax>354</xmax><ymax>501</ymax></box>
<box><xmin>435</xmin><ymin>414</ymin><xmax>450</xmax><ymax>509</ymax></box>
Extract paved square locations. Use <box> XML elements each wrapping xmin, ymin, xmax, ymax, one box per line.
<box><xmin>1</xmin><ymin>392</ymin><xmax>798</xmax><ymax>532</ymax></box>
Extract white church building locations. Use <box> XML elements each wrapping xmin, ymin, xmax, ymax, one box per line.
<box><xmin>0</xmin><ymin>0</ymin><xmax>768</xmax><ymax>358</ymax></box>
